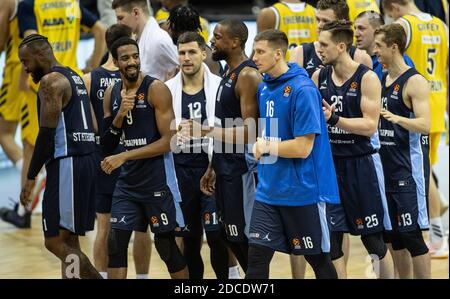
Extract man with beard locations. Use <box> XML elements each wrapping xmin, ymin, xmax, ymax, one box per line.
<box><xmin>19</xmin><ymin>34</ymin><xmax>101</xmax><ymax>278</ymax></box>
<box><xmin>101</xmin><ymin>37</ymin><xmax>187</xmax><ymax>279</ymax></box>
<box><xmin>179</xmin><ymin>19</ymin><xmax>262</xmax><ymax>274</ymax></box>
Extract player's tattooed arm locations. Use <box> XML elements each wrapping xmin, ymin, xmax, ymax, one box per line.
<box><xmin>38</xmin><ymin>72</ymin><xmax>69</xmax><ymax>128</ymax></box>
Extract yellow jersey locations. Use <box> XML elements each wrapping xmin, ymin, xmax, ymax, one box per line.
<box><xmin>347</xmin><ymin>0</ymin><xmax>380</xmax><ymax>23</ymax></box>
<box><xmin>401</xmin><ymin>13</ymin><xmax>448</xmax><ymax>133</ymax></box>
<box><xmin>155</xmin><ymin>8</ymin><xmax>210</xmax><ymax>44</ymax></box>
<box><xmin>271</xmin><ymin>1</ymin><xmax>317</xmax><ymax>53</ymax></box>
<box><xmin>5</xmin><ymin>8</ymin><xmax>21</xmax><ymax>66</ymax></box>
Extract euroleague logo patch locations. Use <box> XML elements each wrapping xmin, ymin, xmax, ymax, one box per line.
<box><xmin>283</xmin><ymin>85</ymin><xmax>292</xmax><ymax>98</ymax></box>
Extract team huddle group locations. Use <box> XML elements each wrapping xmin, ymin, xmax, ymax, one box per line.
<box><xmin>0</xmin><ymin>0</ymin><xmax>448</xmax><ymax>279</ymax></box>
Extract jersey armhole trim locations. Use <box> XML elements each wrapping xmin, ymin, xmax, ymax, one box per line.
<box><xmin>9</xmin><ymin>0</ymin><xmax>18</xmax><ymax>21</ymax></box>
<box><xmin>400</xmin><ymin>18</ymin><xmax>413</xmax><ymax>51</ymax></box>
<box><xmin>270</xmin><ymin>6</ymin><xmax>280</xmax><ymax>30</ymax></box>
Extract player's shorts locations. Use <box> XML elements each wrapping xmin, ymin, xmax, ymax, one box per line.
<box><xmin>0</xmin><ymin>63</ymin><xmax>22</xmax><ymax>122</ymax></box>
<box><xmin>42</xmin><ymin>154</ymin><xmax>96</xmax><ymax>237</ymax></box>
<box><xmin>110</xmin><ymin>187</ymin><xmax>178</xmax><ymax>234</ymax></box>
<box><xmin>328</xmin><ymin>153</ymin><xmax>392</xmax><ymax>235</ymax></box>
<box><xmin>429</xmin><ymin>132</ymin><xmax>441</xmax><ymax>166</ymax></box>
<box><xmin>249</xmin><ymin>200</ymin><xmax>330</xmax><ymax>255</ymax></box>
<box><xmin>94</xmin><ymin>148</ymin><xmax>120</xmax><ymax>214</ymax></box>
<box><xmin>215</xmin><ymin>170</ymin><xmax>256</xmax><ymax>242</ymax></box>
<box><xmin>174</xmin><ymin>166</ymin><xmax>220</xmax><ymax>237</ymax></box>
<box><xmin>20</xmin><ymin>88</ymin><xmax>39</xmax><ymax>146</ymax></box>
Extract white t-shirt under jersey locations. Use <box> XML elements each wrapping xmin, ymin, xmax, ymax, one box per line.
<box><xmin>138</xmin><ymin>17</ymin><xmax>178</xmax><ymax>81</ymax></box>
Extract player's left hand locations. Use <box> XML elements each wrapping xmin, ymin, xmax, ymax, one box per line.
<box><xmin>381</xmin><ymin>109</ymin><xmax>400</xmax><ymax>124</ymax></box>
<box><xmin>20</xmin><ymin>179</ymin><xmax>36</xmax><ymax>206</ymax></box>
<box><xmin>253</xmin><ymin>137</ymin><xmax>268</xmax><ymax>160</ymax></box>
<box><xmin>178</xmin><ymin>119</ymin><xmax>203</xmax><ymax>139</ymax></box>
<box><xmin>101</xmin><ymin>154</ymin><xmax>126</xmax><ymax>174</ymax></box>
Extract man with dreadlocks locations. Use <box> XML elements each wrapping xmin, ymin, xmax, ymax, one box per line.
<box><xmin>18</xmin><ymin>34</ymin><xmax>101</xmax><ymax>279</ymax></box>
<box><xmin>167</xmin><ymin>4</ymin><xmax>222</xmax><ymax>76</ymax></box>
<box><xmin>156</xmin><ymin>0</ymin><xmax>210</xmax><ymax>43</ymax></box>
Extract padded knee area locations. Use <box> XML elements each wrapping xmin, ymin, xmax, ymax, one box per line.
<box><xmin>304</xmin><ymin>253</ymin><xmax>338</xmax><ymax>279</ymax></box>
<box><xmin>330</xmin><ymin>232</ymin><xmax>344</xmax><ymax>261</ymax></box>
<box><xmin>108</xmin><ymin>229</ymin><xmax>132</xmax><ymax>268</ymax></box>
<box><xmin>361</xmin><ymin>233</ymin><xmax>388</xmax><ymax>260</ymax></box>
<box><xmin>400</xmin><ymin>230</ymin><xmax>429</xmax><ymax>257</ymax></box>
<box><xmin>154</xmin><ymin>232</ymin><xmax>186</xmax><ymax>273</ymax></box>
<box><xmin>245</xmin><ymin>245</ymin><xmax>274</xmax><ymax>279</ymax></box>
<box><xmin>385</xmin><ymin>232</ymin><xmax>406</xmax><ymax>251</ymax></box>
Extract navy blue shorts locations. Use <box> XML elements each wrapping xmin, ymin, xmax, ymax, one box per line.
<box><xmin>329</xmin><ymin>153</ymin><xmax>391</xmax><ymax>235</ymax></box>
<box><xmin>174</xmin><ymin>166</ymin><xmax>220</xmax><ymax>237</ymax></box>
<box><xmin>386</xmin><ymin>191</ymin><xmax>429</xmax><ymax>233</ymax></box>
<box><xmin>249</xmin><ymin>201</ymin><xmax>330</xmax><ymax>255</ymax></box>
<box><xmin>42</xmin><ymin>154</ymin><xmax>96</xmax><ymax>237</ymax></box>
<box><xmin>215</xmin><ymin>171</ymin><xmax>256</xmax><ymax>242</ymax></box>
<box><xmin>110</xmin><ymin>188</ymin><xmax>178</xmax><ymax>233</ymax></box>
<box><xmin>94</xmin><ymin>149</ymin><xmax>120</xmax><ymax>214</ymax></box>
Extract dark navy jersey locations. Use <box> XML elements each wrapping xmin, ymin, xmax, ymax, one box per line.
<box><xmin>379</xmin><ymin>68</ymin><xmax>429</xmax><ymax>192</ymax></box>
<box><xmin>110</xmin><ymin>75</ymin><xmax>175</xmax><ymax>200</ymax></box>
<box><xmin>212</xmin><ymin>59</ymin><xmax>257</xmax><ymax>176</ymax></box>
<box><xmin>42</xmin><ymin>66</ymin><xmax>95</xmax><ymax>161</ymax></box>
<box><xmin>173</xmin><ymin>89</ymin><xmax>209</xmax><ymax>168</ymax></box>
<box><xmin>318</xmin><ymin>64</ymin><xmax>380</xmax><ymax>157</ymax></box>
<box><xmin>302</xmin><ymin>42</ymin><xmax>357</xmax><ymax>78</ymax></box>
<box><xmin>89</xmin><ymin>66</ymin><xmax>121</xmax><ymax>138</ymax></box>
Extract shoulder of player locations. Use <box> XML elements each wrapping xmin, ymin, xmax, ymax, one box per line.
<box><xmin>361</xmin><ymin>69</ymin><xmax>381</xmax><ymax>91</ymax></box>
<box><xmin>40</xmin><ymin>72</ymin><xmax>70</xmax><ymax>93</ymax></box>
<box><xmin>148</xmin><ymin>78</ymin><xmax>170</xmax><ymax>96</ymax></box>
<box><xmin>404</xmin><ymin>73</ymin><xmax>428</xmax><ymax>93</ymax></box>
<box><xmin>237</xmin><ymin>66</ymin><xmax>262</xmax><ymax>84</ymax></box>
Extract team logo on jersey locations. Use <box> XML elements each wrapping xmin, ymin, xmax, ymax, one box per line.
<box><xmin>136</xmin><ymin>93</ymin><xmax>146</xmax><ymax>107</ymax></box>
<box><xmin>356</xmin><ymin>218</ymin><xmax>364</xmax><ymax>230</ymax></box>
<box><xmin>283</xmin><ymin>85</ymin><xmax>292</xmax><ymax>98</ymax></box>
<box><xmin>151</xmin><ymin>216</ymin><xmax>159</xmax><ymax>227</ymax></box>
<box><xmin>43</xmin><ymin>18</ymin><xmax>65</xmax><ymax>27</ymax></box>
<box><xmin>225</xmin><ymin>73</ymin><xmax>236</xmax><ymax>87</ymax></box>
<box><xmin>292</xmin><ymin>238</ymin><xmax>301</xmax><ymax>250</ymax></box>
<box><xmin>204</xmin><ymin>213</ymin><xmax>210</xmax><ymax>225</ymax></box>
<box><xmin>97</xmin><ymin>89</ymin><xmax>105</xmax><ymax>100</ymax></box>
<box><xmin>319</xmin><ymin>79</ymin><xmax>327</xmax><ymax>90</ymax></box>
<box><xmin>347</xmin><ymin>81</ymin><xmax>358</xmax><ymax>96</ymax></box>
<box><xmin>391</xmin><ymin>84</ymin><xmax>400</xmax><ymax>99</ymax></box>
<box><xmin>306</xmin><ymin>59</ymin><xmax>315</xmax><ymax>70</ymax></box>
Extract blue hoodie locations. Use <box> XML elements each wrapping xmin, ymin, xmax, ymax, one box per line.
<box><xmin>256</xmin><ymin>63</ymin><xmax>340</xmax><ymax>206</ymax></box>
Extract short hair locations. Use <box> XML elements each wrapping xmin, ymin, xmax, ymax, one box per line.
<box><xmin>111</xmin><ymin>37</ymin><xmax>139</xmax><ymax>59</ymax></box>
<box><xmin>254</xmin><ymin>29</ymin><xmax>288</xmax><ymax>54</ymax></box>
<box><xmin>106</xmin><ymin>24</ymin><xmax>133</xmax><ymax>52</ymax></box>
<box><xmin>18</xmin><ymin>34</ymin><xmax>52</xmax><ymax>53</ymax></box>
<box><xmin>374</xmin><ymin>23</ymin><xmax>407</xmax><ymax>54</ymax></box>
<box><xmin>355</xmin><ymin>10</ymin><xmax>385</xmax><ymax>29</ymax></box>
<box><xmin>218</xmin><ymin>19</ymin><xmax>248</xmax><ymax>49</ymax></box>
<box><xmin>112</xmin><ymin>0</ymin><xmax>149</xmax><ymax>13</ymax></box>
<box><xmin>177</xmin><ymin>31</ymin><xmax>206</xmax><ymax>50</ymax></box>
<box><xmin>321</xmin><ymin>20</ymin><xmax>354</xmax><ymax>51</ymax></box>
<box><xmin>317</xmin><ymin>0</ymin><xmax>350</xmax><ymax>21</ymax></box>
<box><xmin>382</xmin><ymin>0</ymin><xmax>410</xmax><ymax>10</ymax></box>
<box><xmin>168</xmin><ymin>4</ymin><xmax>202</xmax><ymax>42</ymax></box>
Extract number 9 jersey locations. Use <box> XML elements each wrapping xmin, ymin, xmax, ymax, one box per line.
<box><xmin>399</xmin><ymin>13</ymin><xmax>448</xmax><ymax>134</ymax></box>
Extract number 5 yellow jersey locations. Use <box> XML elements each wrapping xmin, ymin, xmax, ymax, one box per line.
<box><xmin>400</xmin><ymin>13</ymin><xmax>448</xmax><ymax>133</ymax></box>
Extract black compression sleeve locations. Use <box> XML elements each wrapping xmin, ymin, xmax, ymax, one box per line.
<box><xmin>27</xmin><ymin>127</ymin><xmax>56</xmax><ymax>180</ymax></box>
<box><xmin>101</xmin><ymin>116</ymin><xmax>122</xmax><ymax>155</ymax></box>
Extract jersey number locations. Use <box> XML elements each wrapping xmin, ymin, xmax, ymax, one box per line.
<box><xmin>365</xmin><ymin>214</ymin><xmax>379</xmax><ymax>228</ymax></box>
<box><xmin>188</xmin><ymin>102</ymin><xmax>202</xmax><ymax>119</ymax></box>
<box><xmin>266</xmin><ymin>100</ymin><xmax>274</xmax><ymax>117</ymax></box>
<box><xmin>330</xmin><ymin>95</ymin><xmax>343</xmax><ymax>112</ymax></box>
<box><xmin>126</xmin><ymin>110</ymin><xmax>133</xmax><ymax>125</ymax></box>
<box><xmin>426</xmin><ymin>48</ymin><xmax>437</xmax><ymax>75</ymax></box>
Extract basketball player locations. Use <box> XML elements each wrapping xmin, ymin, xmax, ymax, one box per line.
<box><xmin>312</xmin><ymin>20</ymin><xmax>394</xmax><ymax>279</ymax></box>
<box><xmin>18</xmin><ymin>34</ymin><xmax>101</xmax><ymax>279</ymax></box>
<box><xmin>382</xmin><ymin>0</ymin><xmax>449</xmax><ymax>258</ymax></box>
<box><xmin>167</xmin><ymin>4</ymin><xmax>222</xmax><ymax>75</ymax></box>
<box><xmin>83</xmin><ymin>24</ymin><xmax>151</xmax><ymax>280</ymax></box>
<box><xmin>375</xmin><ymin>23</ymin><xmax>431</xmax><ymax>279</ymax></box>
<box><xmin>101</xmin><ymin>37</ymin><xmax>187</xmax><ymax>279</ymax></box>
<box><xmin>290</xmin><ymin>0</ymin><xmax>372</xmax><ymax>78</ymax></box>
<box><xmin>112</xmin><ymin>0</ymin><xmax>179</xmax><ymax>81</ymax></box>
<box><xmin>166</xmin><ymin>31</ymin><xmax>229</xmax><ymax>279</ymax></box>
<box><xmin>3</xmin><ymin>0</ymin><xmax>107</xmax><ymax>228</ymax></box>
<box><xmin>179</xmin><ymin>19</ymin><xmax>262</xmax><ymax>273</ymax></box>
<box><xmin>156</xmin><ymin>0</ymin><xmax>210</xmax><ymax>44</ymax></box>
<box><xmin>257</xmin><ymin>0</ymin><xmax>318</xmax><ymax>58</ymax></box>
<box><xmin>246</xmin><ymin>29</ymin><xmax>339</xmax><ymax>279</ymax></box>
<box><xmin>354</xmin><ymin>10</ymin><xmax>415</xmax><ymax>81</ymax></box>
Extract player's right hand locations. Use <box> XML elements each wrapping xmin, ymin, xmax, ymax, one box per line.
<box><xmin>200</xmin><ymin>167</ymin><xmax>216</xmax><ymax>196</ymax></box>
<box><xmin>118</xmin><ymin>90</ymin><xmax>136</xmax><ymax>117</ymax></box>
<box><xmin>322</xmin><ymin>99</ymin><xmax>335</xmax><ymax>121</ymax></box>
